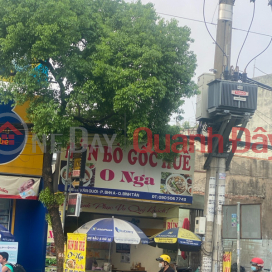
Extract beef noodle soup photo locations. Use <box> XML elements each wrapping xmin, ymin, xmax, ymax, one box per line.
<box><xmin>166</xmin><ymin>174</ymin><xmax>187</xmax><ymax>195</ymax></box>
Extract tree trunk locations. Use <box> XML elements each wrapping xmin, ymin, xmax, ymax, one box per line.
<box><xmin>43</xmin><ymin>149</ymin><xmax>65</xmax><ymax>272</ymax></box>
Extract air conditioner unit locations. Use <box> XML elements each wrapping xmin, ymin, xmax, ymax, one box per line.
<box><xmin>195</xmin><ymin>217</ymin><xmax>206</xmax><ymax>234</ymax></box>
<box><xmin>196</xmin><ymin>73</ymin><xmax>215</xmax><ymax>121</ymax></box>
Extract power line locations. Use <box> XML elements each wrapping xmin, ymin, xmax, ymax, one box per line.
<box><xmin>203</xmin><ymin>0</ymin><xmax>229</xmax><ymax>66</ymax></box>
<box><xmin>236</xmin><ymin>1</ymin><xmax>256</xmax><ymax>68</ymax></box>
<box><xmin>232</xmin><ymin>27</ymin><xmax>272</xmax><ymax>38</ymax></box>
<box><xmin>211</xmin><ymin>3</ymin><xmax>219</xmax><ymax>24</ymax></box>
<box><xmin>157</xmin><ymin>12</ymin><xmax>216</xmax><ymax>26</ymax></box>
<box><xmin>256</xmin><ymin>109</ymin><xmax>272</xmax><ymax>121</ymax></box>
<box><xmin>255</xmin><ymin>67</ymin><xmax>269</xmax><ymax>75</ymax></box>
<box><xmin>255</xmin><ymin>110</ymin><xmax>272</xmax><ymax>127</ymax></box>
<box><xmin>157</xmin><ymin>12</ymin><xmax>272</xmax><ymax>38</ymax></box>
<box><xmin>244</xmin><ymin>37</ymin><xmax>272</xmax><ymax>72</ymax></box>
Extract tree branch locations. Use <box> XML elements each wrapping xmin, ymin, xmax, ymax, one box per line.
<box><xmin>73</xmin><ymin>116</ymin><xmax>117</xmax><ymax>134</ymax></box>
<box><xmin>74</xmin><ymin>113</ymin><xmax>116</xmax><ymax>126</ymax></box>
<box><xmin>39</xmin><ymin>59</ymin><xmax>67</xmax><ymax>112</ymax></box>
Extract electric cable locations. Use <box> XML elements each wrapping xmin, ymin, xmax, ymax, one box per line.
<box><xmin>236</xmin><ymin>1</ymin><xmax>256</xmax><ymax>68</ymax></box>
<box><xmin>244</xmin><ymin>37</ymin><xmax>272</xmax><ymax>72</ymax></box>
<box><xmin>203</xmin><ymin>0</ymin><xmax>229</xmax><ymax>67</ymax></box>
<box><xmin>211</xmin><ymin>3</ymin><xmax>219</xmax><ymax>24</ymax></box>
<box><xmin>157</xmin><ymin>12</ymin><xmax>217</xmax><ymax>26</ymax></box>
<box><xmin>255</xmin><ymin>110</ymin><xmax>272</xmax><ymax>127</ymax></box>
<box><xmin>232</xmin><ymin>27</ymin><xmax>272</xmax><ymax>38</ymax></box>
<box><xmin>256</xmin><ymin>109</ymin><xmax>272</xmax><ymax>120</ymax></box>
<box><xmin>255</xmin><ymin>67</ymin><xmax>269</xmax><ymax>75</ymax></box>
<box><xmin>157</xmin><ymin>13</ymin><xmax>272</xmax><ymax>38</ymax></box>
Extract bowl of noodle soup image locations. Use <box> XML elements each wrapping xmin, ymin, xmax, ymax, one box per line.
<box><xmin>166</xmin><ymin>174</ymin><xmax>187</xmax><ymax>195</ymax></box>
<box><xmin>61</xmin><ymin>166</ymin><xmax>92</xmax><ymax>186</ymax></box>
<box><xmin>66</xmin><ymin>259</ymin><xmax>75</xmax><ymax>269</ymax></box>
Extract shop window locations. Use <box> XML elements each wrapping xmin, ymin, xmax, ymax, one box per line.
<box><xmin>0</xmin><ymin>199</ymin><xmax>11</xmax><ymax>230</ymax></box>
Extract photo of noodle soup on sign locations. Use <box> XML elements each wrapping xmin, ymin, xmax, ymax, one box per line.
<box><xmin>160</xmin><ymin>172</ymin><xmax>193</xmax><ymax>195</ymax></box>
<box><xmin>66</xmin><ymin>259</ymin><xmax>75</xmax><ymax>269</ymax></box>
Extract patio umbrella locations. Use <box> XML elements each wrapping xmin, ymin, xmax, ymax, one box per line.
<box><xmin>74</xmin><ymin>217</ymin><xmax>148</xmax><ymax>263</ymax></box>
<box><xmin>74</xmin><ymin>217</ymin><xmax>148</xmax><ymax>244</ymax></box>
<box><xmin>0</xmin><ymin>224</ymin><xmax>15</xmax><ymax>242</ymax></box>
<box><xmin>149</xmin><ymin>227</ymin><xmax>201</xmax><ymax>252</ymax></box>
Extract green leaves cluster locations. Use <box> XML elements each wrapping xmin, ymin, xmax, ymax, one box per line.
<box><xmin>0</xmin><ymin>0</ymin><xmax>197</xmax><ymax>160</ymax></box>
<box><xmin>39</xmin><ymin>187</ymin><xmax>65</xmax><ymax>208</ymax></box>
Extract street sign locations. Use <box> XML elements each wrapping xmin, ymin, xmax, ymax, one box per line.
<box><xmin>71</xmin><ymin>180</ymin><xmax>80</xmax><ymax>188</ymax></box>
<box><xmin>231</xmin><ymin>214</ymin><xmax>237</xmax><ymax>227</ymax></box>
<box><xmin>231</xmin><ymin>90</ymin><xmax>248</xmax><ymax>96</ymax></box>
<box><xmin>233</xmin><ymin>97</ymin><xmax>246</xmax><ymax>101</ymax></box>
<box><xmin>71</xmin><ymin>149</ymin><xmax>87</xmax><ymax>179</ymax></box>
<box><xmin>67</xmin><ymin>193</ymin><xmax>82</xmax><ymax>217</ymax></box>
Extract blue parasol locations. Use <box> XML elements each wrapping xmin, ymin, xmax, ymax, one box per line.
<box><xmin>0</xmin><ymin>224</ymin><xmax>15</xmax><ymax>242</ymax></box>
<box><xmin>74</xmin><ymin>217</ymin><xmax>148</xmax><ymax>244</ymax></box>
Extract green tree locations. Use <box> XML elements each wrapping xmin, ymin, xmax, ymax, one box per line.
<box><xmin>182</xmin><ymin>121</ymin><xmax>191</xmax><ymax>130</ymax></box>
<box><xmin>0</xmin><ymin>0</ymin><xmax>197</xmax><ymax>270</ymax></box>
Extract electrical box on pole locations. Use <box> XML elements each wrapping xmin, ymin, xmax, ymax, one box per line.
<box><xmin>208</xmin><ymin>80</ymin><xmax>258</xmax><ymax>115</ymax></box>
<box><xmin>196</xmin><ymin>75</ymin><xmax>257</xmax><ymax>122</ymax></box>
<box><xmin>196</xmin><ymin>73</ymin><xmax>215</xmax><ymax>121</ymax></box>
<box><xmin>67</xmin><ymin>193</ymin><xmax>82</xmax><ymax>217</ymax></box>
<box><xmin>195</xmin><ymin>217</ymin><xmax>206</xmax><ymax>235</ymax></box>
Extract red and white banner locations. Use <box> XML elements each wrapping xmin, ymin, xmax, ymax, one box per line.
<box><xmin>0</xmin><ymin>176</ymin><xmax>40</xmax><ymax>199</ymax></box>
<box><xmin>231</xmin><ymin>90</ymin><xmax>248</xmax><ymax>96</ymax></box>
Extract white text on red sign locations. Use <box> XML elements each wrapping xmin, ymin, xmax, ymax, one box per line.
<box><xmin>231</xmin><ymin>90</ymin><xmax>249</xmax><ymax>96</ymax></box>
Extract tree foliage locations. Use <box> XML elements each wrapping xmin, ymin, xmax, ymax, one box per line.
<box><xmin>182</xmin><ymin>121</ymin><xmax>191</xmax><ymax>130</ymax></box>
<box><xmin>0</xmin><ymin>0</ymin><xmax>197</xmax><ymax>144</ymax></box>
<box><xmin>0</xmin><ymin>0</ymin><xmax>197</xmax><ymax>270</ymax></box>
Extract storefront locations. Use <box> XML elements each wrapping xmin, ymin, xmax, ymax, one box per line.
<box><xmin>64</xmin><ymin>197</ymin><xmax>184</xmax><ymax>272</ymax></box>
<box><xmin>0</xmin><ymin>101</ymin><xmax>47</xmax><ymax>272</ymax></box>
<box><xmin>57</xmin><ymin>137</ymin><xmax>196</xmax><ymax>272</ymax></box>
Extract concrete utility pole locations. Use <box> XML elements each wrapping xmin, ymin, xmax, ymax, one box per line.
<box><xmin>201</xmin><ymin>1</ymin><xmax>234</xmax><ymax>272</ymax></box>
<box><xmin>214</xmin><ymin>0</ymin><xmax>233</xmax><ymax>79</ymax></box>
<box><xmin>212</xmin><ymin>157</ymin><xmax>226</xmax><ymax>272</ymax></box>
<box><xmin>212</xmin><ymin>3</ymin><xmax>233</xmax><ymax>271</ymax></box>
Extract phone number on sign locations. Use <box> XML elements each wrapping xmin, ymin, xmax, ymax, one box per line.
<box><xmin>152</xmin><ymin>195</ymin><xmax>187</xmax><ymax>202</ymax></box>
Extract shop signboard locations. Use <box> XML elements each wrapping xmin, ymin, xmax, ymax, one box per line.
<box><xmin>80</xmin><ymin>197</ymin><xmax>179</xmax><ymax>218</ymax></box>
<box><xmin>0</xmin><ymin>101</ymin><xmax>43</xmax><ymax>176</ymax></box>
<box><xmin>59</xmin><ymin>144</ymin><xmax>195</xmax><ymax>205</ymax></box>
<box><xmin>0</xmin><ymin>242</ymin><xmax>18</xmax><ymax>264</ymax></box>
<box><xmin>0</xmin><ymin>175</ymin><xmax>40</xmax><ymax>200</ymax></box>
<box><xmin>223</xmin><ymin>251</ymin><xmax>232</xmax><ymax>272</ymax></box>
<box><xmin>65</xmin><ymin>233</ymin><xmax>87</xmax><ymax>272</ymax></box>
<box><xmin>67</xmin><ymin>193</ymin><xmax>82</xmax><ymax>217</ymax></box>
<box><xmin>166</xmin><ymin>218</ymin><xmax>179</xmax><ymax>229</ymax></box>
